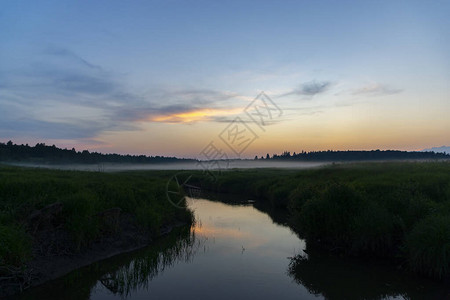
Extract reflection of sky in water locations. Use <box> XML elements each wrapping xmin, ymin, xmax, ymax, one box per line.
<box><xmin>91</xmin><ymin>198</ymin><xmax>313</xmax><ymax>300</ymax></box>
<box><xmin>17</xmin><ymin>197</ymin><xmax>448</xmax><ymax>299</ymax></box>
<box><xmin>191</xmin><ymin>199</ymin><xmax>304</xmax><ymax>257</ymax></box>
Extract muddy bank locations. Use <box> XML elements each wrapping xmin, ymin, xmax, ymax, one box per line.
<box><xmin>0</xmin><ymin>209</ymin><xmax>189</xmax><ymax>298</ymax></box>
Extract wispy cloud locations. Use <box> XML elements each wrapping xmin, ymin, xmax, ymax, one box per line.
<box><xmin>281</xmin><ymin>80</ymin><xmax>332</xmax><ymax>98</ymax></box>
<box><xmin>211</xmin><ymin>116</ymin><xmax>282</xmax><ymax>126</ymax></box>
<box><xmin>0</xmin><ymin>47</ymin><xmax>248</xmax><ymax>139</ymax></box>
<box><xmin>352</xmin><ymin>83</ymin><xmax>402</xmax><ymax>96</ymax></box>
<box><xmin>44</xmin><ymin>46</ymin><xmax>103</xmax><ymax>70</ymax></box>
<box><xmin>111</xmin><ymin>89</ymin><xmax>244</xmax><ymax>124</ymax></box>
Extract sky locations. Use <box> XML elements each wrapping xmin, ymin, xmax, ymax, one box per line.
<box><xmin>1</xmin><ymin>0</ymin><xmax>449</xmax><ymax>158</ymax></box>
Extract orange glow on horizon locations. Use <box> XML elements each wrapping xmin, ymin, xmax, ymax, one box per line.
<box><xmin>151</xmin><ymin>108</ymin><xmax>242</xmax><ymax>123</ymax></box>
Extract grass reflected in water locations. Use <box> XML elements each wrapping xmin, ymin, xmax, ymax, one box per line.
<box><xmin>288</xmin><ymin>252</ymin><xmax>450</xmax><ymax>300</ymax></box>
<box><xmin>12</xmin><ymin>225</ymin><xmax>201</xmax><ymax>300</ymax></box>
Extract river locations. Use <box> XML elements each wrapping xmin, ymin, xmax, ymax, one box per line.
<box><xmin>12</xmin><ymin>196</ymin><xmax>448</xmax><ymax>299</ymax></box>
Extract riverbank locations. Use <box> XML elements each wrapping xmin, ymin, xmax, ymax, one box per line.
<box><xmin>190</xmin><ymin>161</ymin><xmax>450</xmax><ymax>280</ymax></box>
<box><xmin>0</xmin><ymin>165</ymin><xmax>193</xmax><ymax>297</ymax></box>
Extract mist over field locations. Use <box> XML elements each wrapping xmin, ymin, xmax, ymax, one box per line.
<box><xmin>6</xmin><ymin>160</ymin><xmax>329</xmax><ymax>172</ymax></box>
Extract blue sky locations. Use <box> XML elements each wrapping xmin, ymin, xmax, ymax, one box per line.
<box><xmin>1</xmin><ymin>0</ymin><xmax>449</xmax><ymax>157</ymax></box>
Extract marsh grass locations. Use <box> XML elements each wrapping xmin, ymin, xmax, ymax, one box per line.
<box><xmin>0</xmin><ymin>165</ymin><xmax>193</xmax><ymax>270</ymax></box>
<box><xmin>0</xmin><ymin>225</ymin><xmax>30</xmax><ymax>269</ymax></box>
<box><xmin>405</xmin><ymin>215</ymin><xmax>450</xmax><ymax>278</ymax></box>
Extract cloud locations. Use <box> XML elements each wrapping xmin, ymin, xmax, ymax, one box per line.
<box><xmin>352</xmin><ymin>83</ymin><xmax>402</xmax><ymax>96</ymax></box>
<box><xmin>211</xmin><ymin>116</ymin><xmax>282</xmax><ymax>126</ymax></box>
<box><xmin>150</xmin><ymin>107</ymin><xmax>242</xmax><ymax>123</ymax></box>
<box><xmin>0</xmin><ymin>117</ymin><xmax>105</xmax><ymax>139</ymax></box>
<box><xmin>44</xmin><ymin>46</ymin><xmax>103</xmax><ymax>70</ymax></box>
<box><xmin>299</xmin><ymin>81</ymin><xmax>332</xmax><ymax>95</ymax></box>
<box><xmin>0</xmin><ymin>48</ymin><xmax>247</xmax><ymax>139</ymax></box>
<box><xmin>111</xmin><ymin>90</ymin><xmax>244</xmax><ymax>124</ymax></box>
<box><xmin>281</xmin><ymin>80</ymin><xmax>332</xmax><ymax>98</ymax></box>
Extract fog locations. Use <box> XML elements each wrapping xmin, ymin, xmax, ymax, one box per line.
<box><xmin>6</xmin><ymin>160</ymin><xmax>331</xmax><ymax>172</ymax></box>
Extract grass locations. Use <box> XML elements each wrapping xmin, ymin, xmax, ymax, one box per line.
<box><xmin>405</xmin><ymin>215</ymin><xmax>450</xmax><ymax>279</ymax></box>
<box><xmin>193</xmin><ymin>161</ymin><xmax>450</xmax><ymax>279</ymax></box>
<box><xmin>0</xmin><ymin>225</ymin><xmax>30</xmax><ymax>267</ymax></box>
<box><xmin>0</xmin><ymin>165</ymin><xmax>193</xmax><ymax>274</ymax></box>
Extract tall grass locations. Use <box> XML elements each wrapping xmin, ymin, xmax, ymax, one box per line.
<box><xmin>0</xmin><ymin>165</ymin><xmax>193</xmax><ymax>270</ymax></box>
<box><xmin>0</xmin><ymin>225</ymin><xmax>30</xmax><ymax>268</ymax></box>
<box><xmin>405</xmin><ymin>215</ymin><xmax>450</xmax><ymax>278</ymax></box>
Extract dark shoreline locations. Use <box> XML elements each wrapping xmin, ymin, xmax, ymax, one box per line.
<box><xmin>0</xmin><ymin>219</ymin><xmax>189</xmax><ymax>298</ymax></box>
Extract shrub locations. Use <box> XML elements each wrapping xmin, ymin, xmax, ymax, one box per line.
<box><xmin>289</xmin><ymin>184</ymin><xmax>321</xmax><ymax>212</ymax></box>
<box><xmin>266</xmin><ymin>182</ymin><xmax>294</xmax><ymax>208</ymax></box>
<box><xmin>298</xmin><ymin>184</ymin><xmax>363</xmax><ymax>249</ymax></box>
<box><xmin>351</xmin><ymin>202</ymin><xmax>400</xmax><ymax>256</ymax></box>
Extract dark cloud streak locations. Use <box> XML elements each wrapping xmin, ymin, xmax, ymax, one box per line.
<box><xmin>44</xmin><ymin>47</ymin><xmax>103</xmax><ymax>70</ymax></box>
<box><xmin>281</xmin><ymin>80</ymin><xmax>332</xmax><ymax>98</ymax></box>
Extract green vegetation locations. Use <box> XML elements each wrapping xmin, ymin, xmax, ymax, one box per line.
<box><xmin>0</xmin><ymin>225</ymin><xmax>31</xmax><ymax>267</ymax></box>
<box><xmin>0</xmin><ymin>165</ymin><xmax>192</xmax><ymax>274</ymax></box>
<box><xmin>192</xmin><ymin>162</ymin><xmax>450</xmax><ymax>279</ymax></box>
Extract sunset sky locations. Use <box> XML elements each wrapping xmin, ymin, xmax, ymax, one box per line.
<box><xmin>1</xmin><ymin>0</ymin><xmax>449</xmax><ymax>158</ymax></box>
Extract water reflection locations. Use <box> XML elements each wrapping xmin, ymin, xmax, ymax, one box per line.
<box><xmin>11</xmin><ymin>196</ymin><xmax>450</xmax><ymax>300</ymax></box>
<box><xmin>13</xmin><ymin>226</ymin><xmax>200</xmax><ymax>300</ymax></box>
<box><xmin>95</xmin><ymin>227</ymin><xmax>198</xmax><ymax>298</ymax></box>
<box><xmin>288</xmin><ymin>251</ymin><xmax>450</xmax><ymax>300</ymax></box>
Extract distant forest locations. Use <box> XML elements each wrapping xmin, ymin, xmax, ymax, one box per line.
<box><xmin>1</xmin><ymin>140</ymin><xmax>449</xmax><ymax>164</ymax></box>
<box><xmin>256</xmin><ymin>150</ymin><xmax>450</xmax><ymax>161</ymax></box>
<box><xmin>0</xmin><ymin>141</ymin><xmax>195</xmax><ymax>164</ymax></box>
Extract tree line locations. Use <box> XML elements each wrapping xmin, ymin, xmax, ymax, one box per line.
<box><xmin>2</xmin><ymin>140</ymin><xmax>448</xmax><ymax>164</ymax></box>
<box><xmin>0</xmin><ymin>141</ymin><xmax>195</xmax><ymax>164</ymax></box>
<box><xmin>255</xmin><ymin>149</ymin><xmax>450</xmax><ymax>161</ymax></box>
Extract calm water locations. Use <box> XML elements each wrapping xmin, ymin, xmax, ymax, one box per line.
<box><xmin>13</xmin><ymin>197</ymin><xmax>449</xmax><ymax>300</ymax></box>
